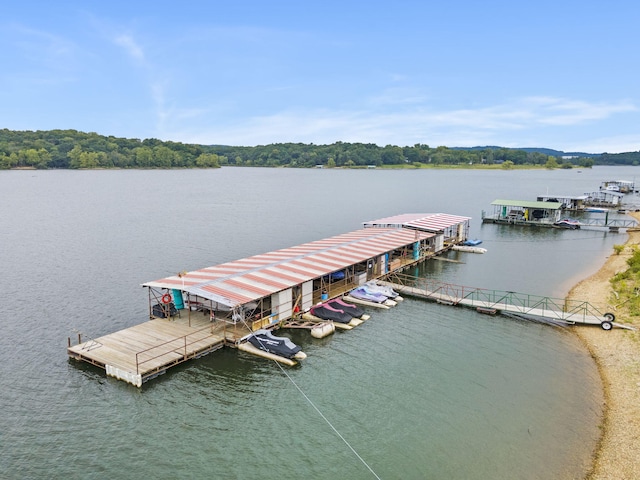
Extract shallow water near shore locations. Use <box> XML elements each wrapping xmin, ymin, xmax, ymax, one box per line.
<box><xmin>1</xmin><ymin>166</ymin><xmax>636</xmax><ymax>479</ymax></box>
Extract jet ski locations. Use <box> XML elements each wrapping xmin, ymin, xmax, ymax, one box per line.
<box><xmin>310</xmin><ymin>303</ymin><xmax>352</xmax><ymax>324</ymax></box>
<box><xmin>247</xmin><ymin>329</ymin><xmax>305</xmax><ymax>360</ymax></box>
<box><xmin>363</xmin><ymin>281</ymin><xmax>401</xmax><ymax>300</ymax></box>
<box><xmin>349</xmin><ymin>286</ymin><xmax>389</xmax><ymax>303</ymax></box>
<box><xmin>326</xmin><ymin>298</ymin><xmax>365</xmax><ymax>318</ymax></box>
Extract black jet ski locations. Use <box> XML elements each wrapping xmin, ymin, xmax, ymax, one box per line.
<box><xmin>247</xmin><ymin>329</ymin><xmax>304</xmax><ymax>360</ymax></box>
<box><xmin>327</xmin><ymin>298</ymin><xmax>365</xmax><ymax>318</ymax></box>
<box><xmin>310</xmin><ymin>304</ymin><xmax>352</xmax><ymax>324</ymax></box>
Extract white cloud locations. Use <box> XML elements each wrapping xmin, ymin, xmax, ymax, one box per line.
<box><xmin>163</xmin><ymin>94</ymin><xmax>639</xmax><ymax>154</ymax></box>
<box><xmin>113</xmin><ymin>33</ymin><xmax>145</xmax><ymax>62</ymax></box>
<box><xmin>563</xmin><ymin>134</ymin><xmax>640</xmax><ymax>154</ymax></box>
<box><xmin>521</xmin><ymin>96</ymin><xmax>637</xmax><ymax>126</ymax></box>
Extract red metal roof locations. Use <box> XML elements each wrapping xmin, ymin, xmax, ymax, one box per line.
<box><xmin>142</xmin><ymin>227</ymin><xmax>433</xmax><ymax>306</ymax></box>
<box><xmin>363</xmin><ymin>213</ymin><xmax>470</xmax><ymax>232</ymax></box>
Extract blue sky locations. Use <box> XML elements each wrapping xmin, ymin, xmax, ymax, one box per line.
<box><xmin>1</xmin><ymin>1</ymin><xmax>639</xmax><ymax>153</ymax></box>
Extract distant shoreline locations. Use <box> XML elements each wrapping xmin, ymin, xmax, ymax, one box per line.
<box><xmin>5</xmin><ymin>164</ymin><xmax>584</xmax><ymax>171</ymax></box>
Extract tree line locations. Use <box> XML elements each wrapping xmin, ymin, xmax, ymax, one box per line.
<box><xmin>0</xmin><ymin>129</ymin><xmax>221</xmax><ymax>169</ymax></box>
<box><xmin>2</xmin><ymin>128</ymin><xmax>636</xmax><ymax>170</ymax></box>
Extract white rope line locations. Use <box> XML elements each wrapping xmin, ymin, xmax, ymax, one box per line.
<box><xmin>273</xmin><ymin>359</ymin><xmax>382</xmax><ymax>480</ymax></box>
<box><xmin>238</xmin><ymin>315</ymin><xmax>380</xmax><ymax>479</ymax></box>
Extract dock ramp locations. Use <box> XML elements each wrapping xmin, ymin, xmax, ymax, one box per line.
<box><xmin>381</xmin><ymin>273</ymin><xmax>629</xmax><ymax>330</ymax></box>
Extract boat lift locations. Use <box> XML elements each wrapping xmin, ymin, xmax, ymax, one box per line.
<box><xmin>381</xmin><ymin>273</ymin><xmax>634</xmax><ymax>330</ymax></box>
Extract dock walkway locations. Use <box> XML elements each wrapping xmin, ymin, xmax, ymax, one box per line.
<box><xmin>68</xmin><ymin>317</ymin><xmax>250</xmax><ymax>386</ymax></box>
<box><xmin>381</xmin><ymin>273</ymin><xmax>624</xmax><ymax>330</ymax></box>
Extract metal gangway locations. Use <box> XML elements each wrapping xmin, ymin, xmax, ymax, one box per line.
<box><xmin>382</xmin><ymin>272</ymin><xmax>627</xmax><ymax>330</ymax></box>
<box><xmin>577</xmin><ymin>217</ymin><xmax>638</xmax><ymax>230</ymax></box>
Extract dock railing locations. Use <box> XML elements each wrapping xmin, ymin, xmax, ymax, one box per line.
<box><xmin>384</xmin><ymin>272</ymin><xmax>612</xmax><ymax>323</ymax></box>
<box><xmin>135</xmin><ymin>324</ymin><xmax>223</xmax><ymax>376</ymax></box>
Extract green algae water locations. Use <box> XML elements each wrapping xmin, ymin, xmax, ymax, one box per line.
<box><xmin>2</xmin><ymin>166</ymin><xmax>631</xmax><ymax>479</ymax></box>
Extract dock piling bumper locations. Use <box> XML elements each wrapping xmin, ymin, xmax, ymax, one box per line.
<box><xmin>311</xmin><ymin>323</ymin><xmax>335</xmax><ymax>338</ymax></box>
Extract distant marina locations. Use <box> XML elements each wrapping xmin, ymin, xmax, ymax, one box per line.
<box><xmin>482</xmin><ymin>178</ymin><xmax>640</xmax><ymax>230</ymax></box>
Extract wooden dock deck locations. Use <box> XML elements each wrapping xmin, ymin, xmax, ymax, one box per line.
<box><xmin>68</xmin><ymin>315</ymin><xmax>251</xmax><ymax>387</ymax></box>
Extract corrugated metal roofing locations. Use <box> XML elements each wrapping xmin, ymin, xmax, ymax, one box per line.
<box><xmin>491</xmin><ymin>199</ymin><xmax>562</xmax><ymax>209</ymax></box>
<box><xmin>142</xmin><ymin>227</ymin><xmax>434</xmax><ymax>307</ymax></box>
<box><xmin>363</xmin><ymin>213</ymin><xmax>471</xmax><ymax>232</ymax></box>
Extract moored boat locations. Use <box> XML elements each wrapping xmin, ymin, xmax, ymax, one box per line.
<box><xmin>462</xmin><ymin>238</ymin><xmax>483</xmax><ymax>246</ymax></box>
<box><xmin>310</xmin><ymin>304</ymin><xmax>352</xmax><ymax>324</ymax></box>
<box><xmin>349</xmin><ymin>286</ymin><xmax>389</xmax><ymax>304</ymax></box>
<box><xmin>363</xmin><ymin>281</ymin><xmax>403</xmax><ymax>301</ymax></box>
<box><xmin>327</xmin><ymin>297</ymin><xmax>367</xmax><ymax>319</ymax></box>
<box><xmin>247</xmin><ymin>329</ymin><xmax>306</xmax><ymax>360</ymax></box>
<box><xmin>554</xmin><ymin>218</ymin><xmax>581</xmax><ymax>229</ymax></box>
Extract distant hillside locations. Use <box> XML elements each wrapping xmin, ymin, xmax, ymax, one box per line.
<box><xmin>453</xmin><ymin>146</ymin><xmax>600</xmax><ymax>158</ymax></box>
<box><xmin>597</xmin><ymin>151</ymin><xmax>640</xmax><ymax>165</ymax></box>
<box><xmin>0</xmin><ymin>128</ymin><xmax>635</xmax><ymax>169</ymax></box>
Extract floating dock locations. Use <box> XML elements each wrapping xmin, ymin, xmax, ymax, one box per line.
<box><xmin>69</xmin><ymin>213</ymin><xmax>478</xmax><ymax>387</ymax></box>
<box><xmin>67</xmin><ymin>317</ymin><xmax>245</xmax><ymax>387</ymax></box>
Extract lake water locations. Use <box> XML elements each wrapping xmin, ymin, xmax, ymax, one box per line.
<box><xmin>1</xmin><ymin>166</ymin><xmax>636</xmax><ymax>479</ymax></box>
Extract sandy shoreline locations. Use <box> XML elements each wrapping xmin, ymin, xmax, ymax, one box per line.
<box><xmin>566</xmin><ymin>213</ymin><xmax>640</xmax><ymax>480</ymax></box>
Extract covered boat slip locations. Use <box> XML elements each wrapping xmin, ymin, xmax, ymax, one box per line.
<box><xmin>362</xmin><ymin>212</ymin><xmax>471</xmax><ymax>254</ymax></box>
<box><xmin>482</xmin><ymin>199</ymin><xmax>562</xmax><ymax>226</ymax></box>
<box><xmin>69</xmin><ymin>223</ymin><xmax>459</xmax><ymax>386</ymax></box>
<box><xmin>536</xmin><ymin>194</ymin><xmax>588</xmax><ymax>211</ymax></box>
<box><xmin>584</xmin><ymin>190</ymin><xmax>625</xmax><ymax>207</ymax></box>
<box><xmin>142</xmin><ymin>226</ymin><xmax>439</xmax><ymax>333</ymax></box>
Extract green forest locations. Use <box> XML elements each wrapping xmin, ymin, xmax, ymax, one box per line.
<box><xmin>1</xmin><ymin>128</ymin><xmax>637</xmax><ymax>170</ymax></box>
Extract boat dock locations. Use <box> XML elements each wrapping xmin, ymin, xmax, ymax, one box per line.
<box><xmin>68</xmin><ymin>316</ymin><xmax>251</xmax><ymax>387</ymax></box>
<box><xmin>380</xmin><ymin>272</ymin><xmax>624</xmax><ymax>330</ymax></box>
<box><xmin>482</xmin><ymin>199</ymin><xmax>638</xmax><ymax>230</ymax></box>
<box><xmin>68</xmin><ymin>213</ymin><xmax>473</xmax><ymax>387</ymax></box>
<box><xmin>68</xmin><ymin>207</ymin><xmax>632</xmax><ymax>388</ymax></box>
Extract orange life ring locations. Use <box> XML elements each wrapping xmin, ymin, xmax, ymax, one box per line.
<box><xmin>161</xmin><ymin>293</ymin><xmax>172</xmax><ymax>304</ymax></box>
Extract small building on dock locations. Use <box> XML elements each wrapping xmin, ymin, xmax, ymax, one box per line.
<box><xmin>600</xmin><ymin>180</ymin><xmax>635</xmax><ymax>193</ymax></box>
<box><xmin>482</xmin><ymin>199</ymin><xmax>562</xmax><ymax>226</ymax></box>
<box><xmin>536</xmin><ymin>194</ymin><xmax>588</xmax><ymax>211</ymax></box>
<box><xmin>362</xmin><ymin>213</ymin><xmax>471</xmax><ymax>253</ymax></box>
<box><xmin>585</xmin><ymin>190</ymin><xmax>624</xmax><ymax>208</ymax></box>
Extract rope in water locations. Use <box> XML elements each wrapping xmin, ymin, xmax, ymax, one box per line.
<box><xmin>239</xmin><ymin>315</ymin><xmax>381</xmax><ymax>479</ymax></box>
<box><xmin>273</xmin><ymin>359</ymin><xmax>382</xmax><ymax>480</ymax></box>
